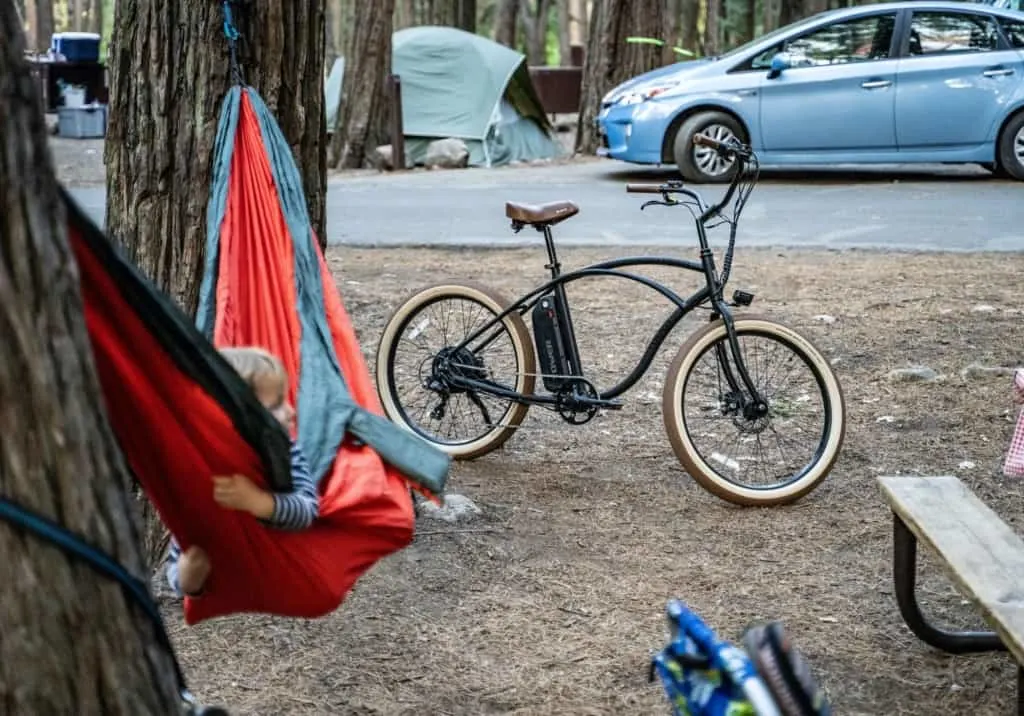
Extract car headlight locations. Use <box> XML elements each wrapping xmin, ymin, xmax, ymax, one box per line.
<box><xmin>619</xmin><ymin>83</ymin><xmax>679</xmax><ymax>106</ymax></box>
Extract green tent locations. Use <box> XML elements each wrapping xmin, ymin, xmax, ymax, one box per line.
<box><xmin>325</xmin><ymin>26</ymin><xmax>562</xmax><ymax>168</ymax></box>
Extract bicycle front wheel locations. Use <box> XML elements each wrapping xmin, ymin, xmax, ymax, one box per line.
<box><xmin>662</xmin><ymin>314</ymin><xmax>846</xmax><ymax>506</ymax></box>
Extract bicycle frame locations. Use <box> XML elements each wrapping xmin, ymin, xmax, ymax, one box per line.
<box><xmin>446</xmin><ymin>147</ymin><xmax>767</xmax><ymax>412</ymax></box>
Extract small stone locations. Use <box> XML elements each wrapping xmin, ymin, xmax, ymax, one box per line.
<box><xmin>418</xmin><ymin>493</ymin><xmax>482</xmax><ymax>523</ymax></box>
<box><xmin>959</xmin><ymin>460</ymin><xmax>976</xmax><ymax>470</ymax></box>
<box><xmin>813</xmin><ymin>314</ymin><xmax>837</xmax><ymax>324</ymax></box>
<box><xmin>960</xmin><ymin>362</ymin><xmax>1015</xmax><ymax>380</ymax></box>
<box><xmin>876</xmin><ymin>415</ymin><xmax>896</xmax><ymax>423</ymax></box>
<box><xmin>370</xmin><ymin>144</ymin><xmax>394</xmax><ymax>170</ymax></box>
<box><xmin>972</xmin><ymin>304</ymin><xmax>997</xmax><ymax>313</ymax></box>
<box><xmin>888</xmin><ymin>366</ymin><xmax>939</xmax><ymax>382</ymax></box>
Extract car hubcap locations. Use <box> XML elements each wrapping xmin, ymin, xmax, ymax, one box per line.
<box><xmin>693</xmin><ymin>124</ymin><xmax>738</xmax><ymax>177</ymax></box>
<box><xmin>1015</xmin><ymin>125</ymin><xmax>1024</xmax><ymax>166</ymax></box>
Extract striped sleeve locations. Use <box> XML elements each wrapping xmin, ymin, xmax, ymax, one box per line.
<box><xmin>165</xmin><ymin>539</ymin><xmax>183</xmax><ymax>596</ymax></box>
<box><xmin>266</xmin><ymin>441</ymin><xmax>320</xmax><ymax>530</ymax></box>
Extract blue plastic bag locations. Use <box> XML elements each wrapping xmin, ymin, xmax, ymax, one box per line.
<box><xmin>650</xmin><ymin>600</ymin><xmax>780</xmax><ymax>716</ymax></box>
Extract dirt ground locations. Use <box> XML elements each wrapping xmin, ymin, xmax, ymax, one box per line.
<box><xmin>46</xmin><ymin>133</ymin><xmax>1024</xmax><ymax>714</ymax></box>
<box><xmin>150</xmin><ymin>244</ymin><xmax>1023</xmax><ymax>716</ymax></box>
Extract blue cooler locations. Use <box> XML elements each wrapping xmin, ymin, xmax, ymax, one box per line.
<box><xmin>51</xmin><ymin>32</ymin><xmax>101</xmax><ymax>62</ymax></box>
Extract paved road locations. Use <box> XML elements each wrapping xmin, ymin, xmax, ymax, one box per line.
<box><xmin>67</xmin><ymin>160</ymin><xmax>1023</xmax><ymax>251</ymax></box>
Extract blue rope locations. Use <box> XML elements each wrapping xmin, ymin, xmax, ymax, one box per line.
<box><xmin>0</xmin><ymin>496</ymin><xmax>192</xmax><ymax>703</ymax></box>
<box><xmin>221</xmin><ymin>0</ymin><xmax>244</xmax><ymax>86</ymax></box>
<box><xmin>222</xmin><ymin>0</ymin><xmax>239</xmax><ymax>41</ymax></box>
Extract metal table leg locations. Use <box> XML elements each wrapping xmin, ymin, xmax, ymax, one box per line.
<box><xmin>892</xmin><ymin>515</ymin><xmax>1006</xmax><ymax>653</ymax></box>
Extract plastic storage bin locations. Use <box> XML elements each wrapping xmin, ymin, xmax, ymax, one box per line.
<box><xmin>51</xmin><ymin>32</ymin><xmax>101</xmax><ymax>63</ymax></box>
<box><xmin>57</xmin><ymin>105</ymin><xmax>107</xmax><ymax>139</ymax></box>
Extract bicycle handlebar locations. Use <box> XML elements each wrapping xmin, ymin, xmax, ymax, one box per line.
<box><xmin>692</xmin><ymin>133</ymin><xmax>753</xmax><ymax>160</ymax></box>
<box><xmin>623</xmin><ymin>135</ymin><xmax>755</xmax><ymax>219</ymax></box>
<box><xmin>625</xmin><ymin>184</ymin><xmax>668</xmax><ymax>194</ymax></box>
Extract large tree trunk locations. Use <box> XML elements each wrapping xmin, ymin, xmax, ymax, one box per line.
<box><xmin>395</xmin><ymin>0</ymin><xmax>417</xmax><ymax>28</ymax></box>
<box><xmin>493</xmin><ymin>0</ymin><xmax>519</xmax><ymax>46</ymax></box>
<box><xmin>92</xmin><ymin>0</ymin><xmax>102</xmax><ymax>35</ymax></box>
<box><xmin>35</xmin><ymin>0</ymin><xmax>53</xmax><ymax>52</ymax></box>
<box><xmin>704</xmin><ymin>0</ymin><xmax>721</xmax><ymax>56</ymax></box>
<box><xmin>557</xmin><ymin>0</ymin><xmax>572</xmax><ymax>66</ymax></box>
<box><xmin>457</xmin><ymin>0</ymin><xmax>476</xmax><ymax>31</ymax></box>
<box><xmin>0</xmin><ymin>5</ymin><xmax>182</xmax><ymax>713</ymax></box>
<box><xmin>575</xmin><ymin>0</ymin><xmax>665</xmax><ymax>154</ymax></box>
<box><xmin>428</xmin><ymin>0</ymin><xmax>456</xmax><ymax>25</ymax></box>
<box><xmin>105</xmin><ymin>1</ymin><xmax>327</xmax><ymax>317</ymax></box>
<box><xmin>778</xmin><ymin>0</ymin><xmax>803</xmax><ymax>29</ymax></box>
<box><xmin>681</xmin><ymin>0</ymin><xmax>699</xmax><ymax>57</ymax></box>
<box><xmin>330</xmin><ymin>0</ymin><xmax>395</xmax><ymax>169</ymax></box>
<box><xmin>520</xmin><ymin>0</ymin><xmax>553</xmax><ymax>65</ymax></box>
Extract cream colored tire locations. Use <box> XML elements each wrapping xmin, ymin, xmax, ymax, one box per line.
<box><xmin>376</xmin><ymin>283</ymin><xmax>536</xmax><ymax>460</ymax></box>
<box><xmin>662</xmin><ymin>315</ymin><xmax>845</xmax><ymax>506</ymax></box>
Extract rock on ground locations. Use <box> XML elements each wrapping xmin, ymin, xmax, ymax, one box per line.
<box><xmin>417</xmin><ymin>493</ymin><xmax>481</xmax><ymax>523</ymax></box>
<box><xmin>424</xmin><ymin>138</ymin><xmax>469</xmax><ymax>170</ymax></box>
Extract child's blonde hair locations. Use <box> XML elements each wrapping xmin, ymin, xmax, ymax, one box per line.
<box><xmin>220</xmin><ymin>346</ymin><xmax>287</xmax><ymax>389</ymax></box>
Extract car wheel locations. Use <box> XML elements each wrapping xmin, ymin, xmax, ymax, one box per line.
<box><xmin>997</xmin><ymin>111</ymin><xmax>1024</xmax><ymax>181</ymax></box>
<box><xmin>673</xmin><ymin>111</ymin><xmax>747</xmax><ymax>184</ymax></box>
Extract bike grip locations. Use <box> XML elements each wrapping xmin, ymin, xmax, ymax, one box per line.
<box><xmin>692</xmin><ymin>134</ymin><xmax>722</xmax><ymax>149</ymax></box>
<box><xmin>625</xmin><ymin>184</ymin><xmax>664</xmax><ymax>194</ymax></box>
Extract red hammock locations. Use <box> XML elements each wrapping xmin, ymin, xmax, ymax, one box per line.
<box><xmin>72</xmin><ymin>88</ymin><xmax>437</xmax><ymax>625</ymax></box>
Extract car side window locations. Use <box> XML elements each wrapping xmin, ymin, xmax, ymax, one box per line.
<box><xmin>735</xmin><ymin>13</ymin><xmax>897</xmax><ymax>72</ymax></box>
<box><xmin>1001</xmin><ymin>18</ymin><xmax>1024</xmax><ymax>48</ymax></box>
<box><xmin>906</xmin><ymin>12</ymin><xmax>1000</xmax><ymax>55</ymax></box>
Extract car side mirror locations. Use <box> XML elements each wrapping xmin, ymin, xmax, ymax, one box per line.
<box><xmin>767</xmin><ymin>52</ymin><xmax>791</xmax><ymax>80</ymax></box>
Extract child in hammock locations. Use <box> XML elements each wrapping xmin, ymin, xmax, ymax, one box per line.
<box><xmin>166</xmin><ymin>346</ymin><xmax>319</xmax><ymax>597</ymax></box>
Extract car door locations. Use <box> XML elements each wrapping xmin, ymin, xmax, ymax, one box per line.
<box><xmin>894</xmin><ymin>9</ymin><xmax>1023</xmax><ymax>149</ymax></box>
<box><xmin>757</xmin><ymin>12</ymin><xmax>900</xmax><ymax>152</ymax></box>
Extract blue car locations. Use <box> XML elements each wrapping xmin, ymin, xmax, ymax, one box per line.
<box><xmin>595</xmin><ymin>1</ymin><xmax>1024</xmax><ymax>182</ymax></box>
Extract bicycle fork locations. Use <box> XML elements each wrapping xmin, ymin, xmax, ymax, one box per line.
<box><xmin>711</xmin><ymin>305</ymin><xmax>769</xmax><ymax>420</ymax></box>
<box><xmin>701</xmin><ymin>249</ymin><xmax>768</xmax><ymax>418</ymax></box>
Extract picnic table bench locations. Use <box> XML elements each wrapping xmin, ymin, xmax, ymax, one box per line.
<box><xmin>878</xmin><ymin>475</ymin><xmax>1024</xmax><ymax>714</ymax></box>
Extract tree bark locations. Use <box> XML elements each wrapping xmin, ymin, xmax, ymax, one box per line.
<box><xmin>90</xmin><ymin>0</ymin><xmax>102</xmax><ymax>35</ymax></box>
<box><xmin>557</xmin><ymin>0</ymin><xmax>572</xmax><ymax>66</ymax></box>
<box><xmin>36</xmin><ymin>0</ymin><xmax>53</xmax><ymax>52</ymax></box>
<box><xmin>457</xmin><ymin>0</ymin><xmax>476</xmax><ymax>31</ymax></box>
<box><xmin>0</xmin><ymin>4</ymin><xmax>182</xmax><ymax>713</ymax></box>
<box><xmin>104</xmin><ymin>1</ymin><xmax>327</xmax><ymax>317</ymax></box>
<box><xmin>704</xmin><ymin>0</ymin><xmax>721</xmax><ymax>56</ymax></box>
<box><xmin>330</xmin><ymin>0</ymin><xmax>395</xmax><ymax>169</ymax></box>
<box><xmin>778</xmin><ymin>0</ymin><xmax>803</xmax><ymax>29</ymax></box>
<box><xmin>681</xmin><ymin>0</ymin><xmax>699</xmax><ymax>56</ymax></box>
<box><xmin>763</xmin><ymin>0</ymin><xmax>777</xmax><ymax>33</ymax></box>
<box><xmin>520</xmin><ymin>0</ymin><xmax>553</xmax><ymax>66</ymax></box>
<box><xmin>575</xmin><ymin>0</ymin><xmax>666</xmax><ymax>154</ymax></box>
<box><xmin>493</xmin><ymin>0</ymin><xmax>519</xmax><ymax>46</ymax></box>
<box><xmin>568</xmin><ymin>0</ymin><xmax>586</xmax><ymax>46</ymax></box>
<box><xmin>428</xmin><ymin>0</ymin><xmax>456</xmax><ymax>25</ymax></box>
<box><xmin>395</xmin><ymin>0</ymin><xmax>417</xmax><ymax>28</ymax></box>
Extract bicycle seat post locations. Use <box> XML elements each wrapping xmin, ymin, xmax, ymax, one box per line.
<box><xmin>539</xmin><ymin>224</ymin><xmax>561</xmax><ymax>278</ymax></box>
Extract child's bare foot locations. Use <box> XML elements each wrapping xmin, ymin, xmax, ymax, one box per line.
<box><xmin>177</xmin><ymin>546</ymin><xmax>211</xmax><ymax>596</ymax></box>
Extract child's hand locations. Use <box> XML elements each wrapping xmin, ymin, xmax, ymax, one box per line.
<box><xmin>212</xmin><ymin>475</ymin><xmax>275</xmax><ymax>519</ymax></box>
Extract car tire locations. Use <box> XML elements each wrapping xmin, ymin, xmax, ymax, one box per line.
<box><xmin>996</xmin><ymin>111</ymin><xmax>1024</xmax><ymax>181</ymax></box>
<box><xmin>673</xmin><ymin>111</ymin><xmax>747</xmax><ymax>184</ymax></box>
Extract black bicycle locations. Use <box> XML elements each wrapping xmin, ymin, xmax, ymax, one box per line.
<box><xmin>375</xmin><ymin>135</ymin><xmax>846</xmax><ymax>506</ymax></box>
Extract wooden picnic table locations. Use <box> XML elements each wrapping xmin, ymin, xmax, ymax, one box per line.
<box><xmin>879</xmin><ymin>475</ymin><xmax>1024</xmax><ymax>714</ymax></box>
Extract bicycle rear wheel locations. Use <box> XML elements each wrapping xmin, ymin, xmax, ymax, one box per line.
<box><xmin>662</xmin><ymin>314</ymin><xmax>845</xmax><ymax>506</ymax></box>
<box><xmin>376</xmin><ymin>283</ymin><xmax>536</xmax><ymax>459</ymax></box>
